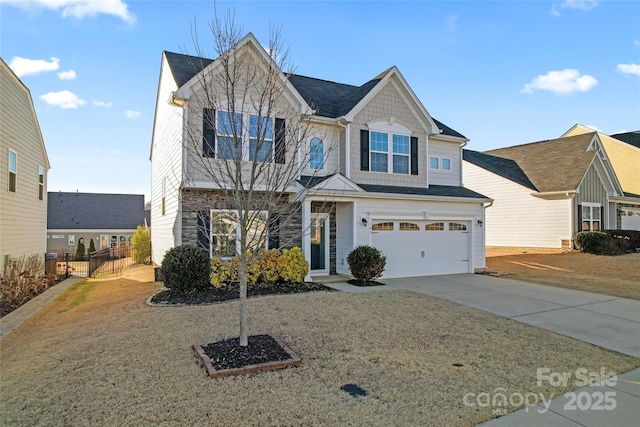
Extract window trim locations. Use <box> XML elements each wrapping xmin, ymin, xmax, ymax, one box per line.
<box><xmin>581</xmin><ymin>202</ymin><xmax>601</xmax><ymax>231</ymax></box>
<box><xmin>372</xmin><ymin>221</ymin><xmax>394</xmax><ymax>231</ymax></box>
<box><xmin>38</xmin><ymin>166</ymin><xmax>45</xmax><ymax>200</ymax></box>
<box><xmin>430</xmin><ymin>156</ymin><xmax>452</xmax><ymax>171</ymax></box>
<box><xmin>425</xmin><ymin>222</ymin><xmax>445</xmax><ymax>231</ymax></box>
<box><xmin>249</xmin><ymin>114</ymin><xmax>273</xmax><ymax>162</ymax></box>
<box><xmin>309</xmin><ymin>136</ymin><xmax>325</xmax><ymax>171</ymax></box>
<box><xmin>8</xmin><ymin>149</ymin><xmax>17</xmax><ymax>193</ymax></box>
<box><xmin>209</xmin><ymin>209</ymin><xmax>269</xmax><ymax>258</ymax></box>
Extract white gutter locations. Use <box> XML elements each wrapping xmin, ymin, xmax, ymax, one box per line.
<box><xmin>337</xmin><ymin>117</ymin><xmax>350</xmax><ymax>179</ymax></box>
<box><xmin>307</xmin><ymin>189</ymin><xmax>491</xmax><ymax>204</ymax></box>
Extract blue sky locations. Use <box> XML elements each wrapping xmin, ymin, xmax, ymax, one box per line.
<box><xmin>1</xmin><ymin>0</ymin><xmax>639</xmax><ymax>201</ymax></box>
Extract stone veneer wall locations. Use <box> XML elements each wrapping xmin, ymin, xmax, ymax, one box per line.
<box><xmin>180</xmin><ymin>189</ymin><xmax>302</xmax><ymax>250</ymax></box>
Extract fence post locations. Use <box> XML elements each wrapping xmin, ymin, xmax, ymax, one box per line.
<box><xmin>88</xmin><ymin>251</ymin><xmax>92</xmax><ymax>277</ymax></box>
<box><xmin>65</xmin><ymin>252</ymin><xmax>69</xmax><ymax>279</ymax></box>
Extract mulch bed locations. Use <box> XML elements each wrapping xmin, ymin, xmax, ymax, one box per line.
<box><xmin>150</xmin><ymin>281</ymin><xmax>334</xmax><ymax>305</ymax></box>
<box><xmin>347</xmin><ymin>279</ymin><xmax>386</xmax><ymax>287</ymax></box>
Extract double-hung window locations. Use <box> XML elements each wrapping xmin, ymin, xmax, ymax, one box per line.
<box><xmin>249</xmin><ymin>115</ymin><xmax>273</xmax><ymax>162</ymax></box>
<box><xmin>361</xmin><ymin>123</ymin><xmax>417</xmax><ymax>175</ymax></box>
<box><xmin>392</xmin><ymin>135</ymin><xmax>410</xmax><ymax>174</ymax></box>
<box><xmin>581</xmin><ymin>203</ymin><xmax>601</xmax><ymax>231</ymax></box>
<box><xmin>370</xmin><ymin>131</ymin><xmax>389</xmax><ymax>172</ymax></box>
<box><xmin>8</xmin><ymin>150</ymin><xmax>17</xmax><ymax>193</ymax></box>
<box><xmin>210</xmin><ymin>210</ymin><xmax>268</xmax><ymax>258</ymax></box>
<box><xmin>216</xmin><ymin>111</ymin><xmax>243</xmax><ymax>159</ymax></box>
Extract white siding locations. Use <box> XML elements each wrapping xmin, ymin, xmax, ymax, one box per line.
<box><xmin>463</xmin><ymin>161</ymin><xmax>572</xmax><ymax>248</ymax></box>
<box><xmin>0</xmin><ymin>61</ymin><xmax>49</xmax><ymax>266</ymax></box>
<box><xmin>335</xmin><ymin>202</ymin><xmax>354</xmax><ymax>275</ymax></box>
<box><xmin>353</xmin><ymin>197</ymin><xmax>485</xmax><ymax>272</ymax></box>
<box><xmin>150</xmin><ymin>55</ymin><xmax>183</xmax><ymax>263</ymax></box>
<box><xmin>427</xmin><ymin>139</ymin><xmax>462</xmax><ymax>186</ymax></box>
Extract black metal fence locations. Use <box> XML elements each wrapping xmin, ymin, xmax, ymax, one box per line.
<box><xmin>45</xmin><ymin>245</ymin><xmax>149</xmax><ymax>280</ymax></box>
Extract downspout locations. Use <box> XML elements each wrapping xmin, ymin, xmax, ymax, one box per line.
<box><xmin>459</xmin><ymin>140</ymin><xmax>468</xmax><ymax>186</ymax></box>
<box><xmin>337</xmin><ymin>118</ymin><xmax>350</xmax><ymax>179</ymax></box>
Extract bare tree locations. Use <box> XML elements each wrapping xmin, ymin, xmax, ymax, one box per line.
<box><xmin>182</xmin><ymin>11</ymin><xmax>336</xmax><ymax>346</ymax></box>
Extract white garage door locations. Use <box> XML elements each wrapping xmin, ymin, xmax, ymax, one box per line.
<box><xmin>621</xmin><ymin>208</ymin><xmax>640</xmax><ymax>231</ymax></box>
<box><xmin>371</xmin><ymin>220</ymin><xmax>471</xmax><ymax>278</ymax></box>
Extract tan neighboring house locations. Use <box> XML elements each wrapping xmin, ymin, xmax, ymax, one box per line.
<box><xmin>0</xmin><ymin>58</ymin><xmax>51</xmax><ymax>269</ymax></box>
<box><xmin>562</xmin><ymin>124</ymin><xmax>640</xmax><ymax>230</ymax></box>
<box><xmin>463</xmin><ymin>132</ymin><xmax>637</xmax><ymax>248</ymax></box>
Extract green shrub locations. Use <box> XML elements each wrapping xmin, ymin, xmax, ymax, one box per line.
<box><xmin>160</xmin><ymin>245</ymin><xmax>211</xmax><ymax>292</ymax></box>
<box><xmin>88</xmin><ymin>238</ymin><xmax>96</xmax><ymax>253</ymax></box>
<box><xmin>604</xmin><ymin>229</ymin><xmax>640</xmax><ymax>253</ymax></box>
<box><xmin>575</xmin><ymin>231</ymin><xmax>625</xmax><ymax>255</ymax></box>
<box><xmin>210</xmin><ymin>257</ymin><xmax>231</xmax><ymax>288</ymax></box>
<box><xmin>279</xmin><ymin>247</ymin><xmax>309</xmax><ymax>283</ymax></box>
<box><xmin>347</xmin><ymin>245</ymin><xmax>386</xmax><ymax>282</ymax></box>
<box><xmin>76</xmin><ymin>237</ymin><xmax>86</xmax><ymax>261</ymax></box>
<box><xmin>258</xmin><ymin>249</ymin><xmax>281</xmax><ymax>283</ymax></box>
<box><xmin>228</xmin><ymin>252</ymin><xmax>261</xmax><ymax>284</ymax></box>
<box><xmin>131</xmin><ymin>225</ymin><xmax>151</xmax><ymax>264</ymax></box>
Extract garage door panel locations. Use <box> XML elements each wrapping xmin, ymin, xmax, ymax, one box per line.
<box><xmin>371</xmin><ymin>221</ymin><xmax>470</xmax><ymax>278</ymax></box>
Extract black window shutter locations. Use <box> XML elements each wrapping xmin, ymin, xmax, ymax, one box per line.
<box><xmin>268</xmin><ymin>213</ymin><xmax>280</xmax><ymax>250</ymax></box>
<box><xmin>410</xmin><ymin>136</ymin><xmax>419</xmax><ymax>175</ymax></box>
<box><xmin>360</xmin><ymin>129</ymin><xmax>369</xmax><ymax>171</ymax></box>
<box><xmin>577</xmin><ymin>205</ymin><xmax>583</xmax><ymax>231</ymax></box>
<box><xmin>275</xmin><ymin>118</ymin><xmax>286</xmax><ymax>164</ymax></box>
<box><xmin>197</xmin><ymin>210</ymin><xmax>211</xmax><ymax>254</ymax></box>
<box><xmin>203</xmin><ymin>108</ymin><xmax>216</xmax><ymax>157</ymax></box>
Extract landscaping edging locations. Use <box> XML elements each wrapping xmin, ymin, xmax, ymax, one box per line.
<box><xmin>193</xmin><ymin>334</ymin><xmax>301</xmax><ymax>378</ymax></box>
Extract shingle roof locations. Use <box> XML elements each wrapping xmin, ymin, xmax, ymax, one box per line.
<box><xmin>162</xmin><ymin>51</ymin><xmax>465</xmax><ymax>138</ymax></box>
<box><xmin>610</xmin><ymin>131</ymin><xmax>640</xmax><ymax>149</ymax></box>
<box><xmin>356</xmin><ymin>183</ymin><xmax>488</xmax><ymax>199</ymax></box>
<box><xmin>48</xmin><ymin>192</ymin><xmax>147</xmax><ymax>230</ymax></box>
<box><xmin>298</xmin><ymin>175</ymin><xmax>488</xmax><ymax>199</ymax></box>
<box><xmin>164</xmin><ymin>51</ymin><xmax>214</xmax><ymax>87</ymax></box>
<box><xmin>483</xmin><ymin>133</ymin><xmax>597</xmax><ymax>193</ymax></box>
<box><xmin>463</xmin><ymin>149</ymin><xmax>537</xmax><ymax>191</ymax></box>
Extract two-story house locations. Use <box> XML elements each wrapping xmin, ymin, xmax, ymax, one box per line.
<box><xmin>1</xmin><ymin>57</ymin><xmax>51</xmax><ymax>270</ymax></box>
<box><xmin>150</xmin><ymin>34</ymin><xmax>490</xmax><ymax>279</ymax></box>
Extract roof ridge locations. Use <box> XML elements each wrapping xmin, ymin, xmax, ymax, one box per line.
<box><xmin>486</xmin><ymin>132</ymin><xmax>596</xmax><ymax>153</ymax></box>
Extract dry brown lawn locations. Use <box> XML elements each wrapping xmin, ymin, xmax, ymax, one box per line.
<box><xmin>1</xmin><ymin>266</ymin><xmax>638</xmax><ymax>426</ymax></box>
<box><xmin>486</xmin><ymin>247</ymin><xmax>640</xmax><ymax>300</ymax></box>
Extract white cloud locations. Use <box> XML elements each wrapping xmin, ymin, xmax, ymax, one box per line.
<box><xmin>57</xmin><ymin>69</ymin><xmax>77</xmax><ymax>80</ymax></box>
<box><xmin>634</xmin><ymin>39</ymin><xmax>640</xmax><ymax>47</ymax></box>
<box><xmin>41</xmin><ymin>90</ymin><xmax>86</xmax><ymax>109</ymax></box>
<box><xmin>125</xmin><ymin>110</ymin><xmax>141</xmax><ymax>119</ymax></box>
<box><xmin>585</xmin><ymin>124</ymin><xmax>601</xmax><ymax>132</ymax></box>
<box><xmin>93</xmin><ymin>99</ymin><xmax>112</xmax><ymax>108</ymax></box>
<box><xmin>522</xmin><ymin>69</ymin><xmax>598</xmax><ymax>95</ymax></box>
<box><xmin>2</xmin><ymin>0</ymin><xmax>135</xmax><ymax>24</ymax></box>
<box><xmin>561</xmin><ymin>0</ymin><xmax>598</xmax><ymax>11</ymax></box>
<box><xmin>617</xmin><ymin>63</ymin><xmax>640</xmax><ymax>77</ymax></box>
<box><xmin>9</xmin><ymin>56</ymin><xmax>59</xmax><ymax>77</ymax></box>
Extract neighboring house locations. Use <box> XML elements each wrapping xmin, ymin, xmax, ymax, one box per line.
<box><xmin>150</xmin><ymin>33</ymin><xmax>490</xmax><ymax>279</ymax></box>
<box><xmin>47</xmin><ymin>192</ymin><xmax>149</xmax><ymax>254</ymax></box>
<box><xmin>562</xmin><ymin>125</ymin><xmax>640</xmax><ymax>230</ymax></box>
<box><xmin>463</xmin><ymin>132</ymin><xmax>639</xmax><ymax>248</ymax></box>
<box><xmin>0</xmin><ymin>58</ymin><xmax>51</xmax><ymax>269</ymax></box>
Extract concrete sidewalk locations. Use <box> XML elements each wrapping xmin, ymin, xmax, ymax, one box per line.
<box><xmin>0</xmin><ymin>276</ymin><xmax>82</xmax><ymax>340</ymax></box>
<box><xmin>324</xmin><ymin>274</ymin><xmax>640</xmax><ymax>426</ymax></box>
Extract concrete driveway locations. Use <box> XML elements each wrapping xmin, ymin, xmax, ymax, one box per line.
<box><xmin>327</xmin><ymin>274</ymin><xmax>640</xmax><ymax>426</ymax></box>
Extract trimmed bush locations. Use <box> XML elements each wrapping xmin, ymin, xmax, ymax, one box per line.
<box><xmin>279</xmin><ymin>247</ymin><xmax>309</xmax><ymax>283</ymax></box>
<box><xmin>160</xmin><ymin>245</ymin><xmax>211</xmax><ymax>292</ymax></box>
<box><xmin>210</xmin><ymin>257</ymin><xmax>231</xmax><ymax>288</ymax></box>
<box><xmin>347</xmin><ymin>245</ymin><xmax>386</xmax><ymax>282</ymax></box>
<box><xmin>76</xmin><ymin>237</ymin><xmax>86</xmax><ymax>261</ymax></box>
<box><xmin>228</xmin><ymin>252</ymin><xmax>262</xmax><ymax>284</ymax></box>
<box><xmin>258</xmin><ymin>249</ymin><xmax>281</xmax><ymax>283</ymax></box>
<box><xmin>88</xmin><ymin>238</ymin><xmax>96</xmax><ymax>253</ymax></box>
<box><xmin>131</xmin><ymin>225</ymin><xmax>151</xmax><ymax>264</ymax></box>
<box><xmin>575</xmin><ymin>230</ymin><xmax>640</xmax><ymax>255</ymax></box>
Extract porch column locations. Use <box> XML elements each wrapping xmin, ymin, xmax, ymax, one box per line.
<box><xmin>302</xmin><ymin>199</ymin><xmax>312</xmax><ymax>281</ymax></box>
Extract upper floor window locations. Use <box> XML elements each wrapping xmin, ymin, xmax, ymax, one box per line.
<box><xmin>360</xmin><ymin>124</ymin><xmax>418</xmax><ymax>175</ymax></box>
<box><xmin>8</xmin><ymin>150</ymin><xmax>17</xmax><ymax>193</ymax></box>
<box><xmin>581</xmin><ymin>203</ymin><xmax>601</xmax><ymax>231</ymax></box>
<box><xmin>38</xmin><ymin>166</ymin><xmax>45</xmax><ymax>200</ymax></box>
<box><xmin>249</xmin><ymin>115</ymin><xmax>273</xmax><ymax>162</ymax></box>
<box><xmin>202</xmin><ymin>108</ymin><xmax>285</xmax><ymax>164</ymax></box>
<box><xmin>429</xmin><ymin>156</ymin><xmax>451</xmax><ymax>171</ymax></box>
<box><xmin>217</xmin><ymin>111</ymin><xmax>243</xmax><ymax>159</ymax></box>
<box><xmin>309</xmin><ymin>137</ymin><xmax>324</xmax><ymax>170</ymax></box>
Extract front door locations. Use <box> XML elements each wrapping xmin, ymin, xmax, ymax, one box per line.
<box><xmin>310</xmin><ymin>214</ymin><xmax>329</xmax><ymax>274</ymax></box>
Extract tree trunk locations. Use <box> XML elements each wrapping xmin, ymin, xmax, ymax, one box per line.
<box><xmin>239</xmin><ymin>258</ymin><xmax>248</xmax><ymax>346</ymax></box>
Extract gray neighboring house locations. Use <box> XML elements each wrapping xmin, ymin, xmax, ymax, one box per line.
<box><xmin>47</xmin><ymin>192</ymin><xmax>149</xmax><ymax>254</ymax></box>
